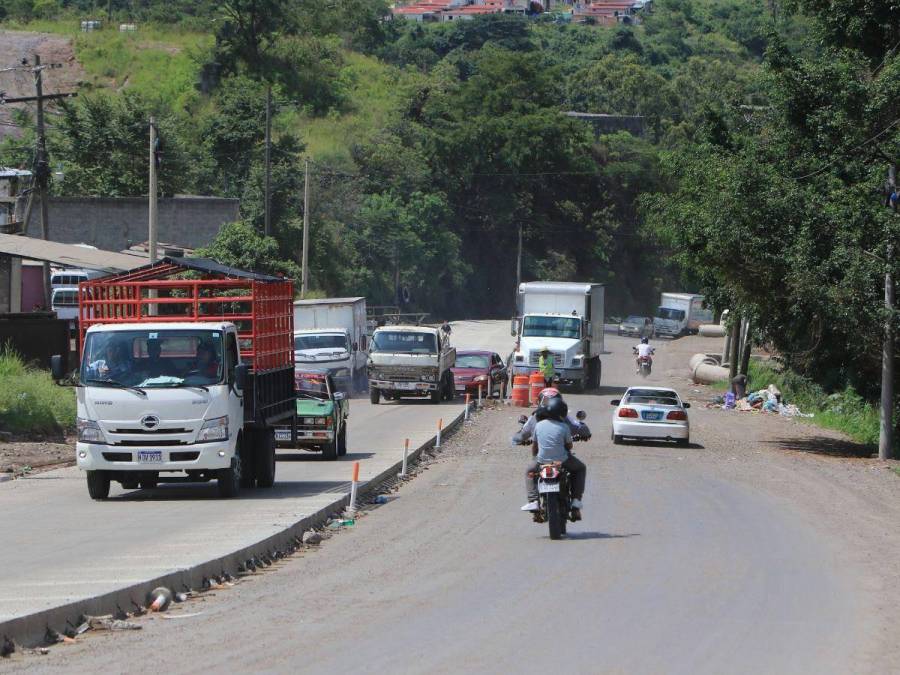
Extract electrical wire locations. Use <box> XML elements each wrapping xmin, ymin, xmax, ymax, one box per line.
<box><xmin>789</xmin><ymin>117</ymin><xmax>900</xmax><ymax>180</ymax></box>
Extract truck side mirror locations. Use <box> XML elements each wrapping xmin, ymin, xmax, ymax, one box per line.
<box><xmin>510</xmin><ymin>317</ymin><xmax>518</xmax><ymax>337</ymax></box>
<box><xmin>234</xmin><ymin>364</ymin><xmax>249</xmax><ymax>391</ymax></box>
<box><xmin>352</xmin><ymin>342</ymin><xmax>358</xmax><ymax>352</ymax></box>
<box><xmin>334</xmin><ymin>391</ymin><xmax>346</xmax><ymax>401</ymax></box>
<box><xmin>610</xmin><ymin>399</ymin><xmax>621</xmax><ymax>406</ymax></box>
<box><xmin>50</xmin><ymin>354</ymin><xmax>65</xmax><ymax>381</ymax></box>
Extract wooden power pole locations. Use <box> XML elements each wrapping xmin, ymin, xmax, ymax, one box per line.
<box><xmin>264</xmin><ymin>87</ymin><xmax>272</xmax><ymax>237</ymax></box>
<box><xmin>881</xmin><ymin>163</ymin><xmax>896</xmax><ymax>460</ymax></box>
<box><xmin>301</xmin><ymin>158</ymin><xmax>310</xmax><ymax>298</ymax></box>
<box><xmin>33</xmin><ymin>54</ymin><xmax>51</xmax><ymax>309</ymax></box>
<box><xmin>148</xmin><ymin>116</ymin><xmax>158</xmax><ymax>263</ymax></box>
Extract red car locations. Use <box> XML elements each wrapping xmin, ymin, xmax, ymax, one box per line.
<box><xmin>452</xmin><ymin>350</ymin><xmax>508</xmax><ymax>398</ymax></box>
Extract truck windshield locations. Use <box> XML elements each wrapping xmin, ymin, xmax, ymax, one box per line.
<box><xmin>657</xmin><ymin>308</ymin><xmax>685</xmax><ymax>321</ymax></box>
<box><xmin>371</xmin><ymin>331</ymin><xmax>436</xmax><ymax>354</ymax></box>
<box><xmin>295</xmin><ymin>372</ymin><xmax>330</xmax><ymax>399</ymax></box>
<box><xmin>81</xmin><ymin>329</ymin><xmax>224</xmax><ymax>388</ymax></box>
<box><xmin>522</xmin><ymin>316</ymin><xmax>580</xmax><ymax>339</ymax></box>
<box><xmin>294</xmin><ymin>334</ymin><xmax>348</xmax><ymax>351</ymax></box>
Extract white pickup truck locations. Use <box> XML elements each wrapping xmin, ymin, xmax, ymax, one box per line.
<box><xmin>367</xmin><ymin>325</ymin><xmax>456</xmax><ymax>404</ymax></box>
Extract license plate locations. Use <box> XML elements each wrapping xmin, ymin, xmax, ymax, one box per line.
<box><xmin>455</xmin><ymin>385</ymin><xmax>467</xmax><ymax>391</ymax></box>
<box><xmin>275</xmin><ymin>430</ymin><xmax>291</xmax><ymax>442</ymax></box>
<box><xmin>538</xmin><ymin>482</ymin><xmax>560</xmax><ymax>493</ymax></box>
<box><xmin>642</xmin><ymin>411</ymin><xmax>662</xmax><ymax>421</ymax></box>
<box><xmin>137</xmin><ymin>451</ymin><xmax>162</xmax><ymax>463</ymax></box>
<box><xmin>395</xmin><ymin>382</ymin><xmax>416</xmax><ymax>390</ymax></box>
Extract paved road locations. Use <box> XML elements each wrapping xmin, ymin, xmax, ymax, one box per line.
<box><xmin>8</xmin><ymin>322</ymin><xmax>900</xmax><ymax>673</ymax></box>
<box><xmin>0</xmin><ymin>323</ymin><xmax>490</xmax><ymax>635</ymax></box>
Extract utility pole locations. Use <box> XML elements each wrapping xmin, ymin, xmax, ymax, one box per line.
<box><xmin>148</xmin><ymin>116</ymin><xmax>158</xmax><ymax>263</ymax></box>
<box><xmin>264</xmin><ymin>87</ymin><xmax>272</xmax><ymax>237</ymax></box>
<box><xmin>514</xmin><ymin>223</ymin><xmax>522</xmax><ymax>311</ymax></box>
<box><xmin>301</xmin><ymin>158</ymin><xmax>310</xmax><ymax>298</ymax></box>
<box><xmin>739</xmin><ymin>317</ymin><xmax>752</xmax><ymax>377</ymax></box>
<box><xmin>728</xmin><ymin>313</ymin><xmax>741</xmax><ymax>380</ymax></box>
<box><xmin>880</xmin><ymin>163</ymin><xmax>896</xmax><ymax>460</ymax></box>
<box><xmin>33</xmin><ymin>54</ymin><xmax>51</xmax><ymax>309</ymax></box>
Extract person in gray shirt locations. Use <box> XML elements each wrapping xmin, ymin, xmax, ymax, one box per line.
<box><xmin>521</xmin><ymin>397</ymin><xmax>586</xmax><ymax>513</ymax></box>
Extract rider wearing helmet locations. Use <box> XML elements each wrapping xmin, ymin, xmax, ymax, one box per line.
<box><xmin>634</xmin><ymin>336</ymin><xmax>654</xmax><ymax>374</ymax></box>
<box><xmin>522</xmin><ymin>396</ymin><xmax>587</xmax><ymax>514</ymax></box>
<box><xmin>513</xmin><ymin>388</ymin><xmax>591</xmax><ymax>445</ymax></box>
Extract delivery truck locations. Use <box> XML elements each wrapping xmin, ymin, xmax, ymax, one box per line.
<box><xmin>653</xmin><ymin>293</ymin><xmax>713</xmax><ymax>337</ymax></box>
<box><xmin>52</xmin><ymin>257</ymin><xmax>296</xmax><ymax>500</ymax></box>
<box><xmin>292</xmin><ymin>297</ymin><xmax>368</xmax><ymax>393</ymax></box>
<box><xmin>510</xmin><ymin>281</ymin><xmax>605</xmax><ymax>391</ymax></box>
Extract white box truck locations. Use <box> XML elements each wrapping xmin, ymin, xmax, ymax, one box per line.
<box><xmin>653</xmin><ymin>293</ymin><xmax>713</xmax><ymax>337</ymax></box>
<box><xmin>510</xmin><ymin>282</ymin><xmax>605</xmax><ymax>391</ymax></box>
<box><xmin>293</xmin><ymin>297</ymin><xmax>368</xmax><ymax>393</ymax></box>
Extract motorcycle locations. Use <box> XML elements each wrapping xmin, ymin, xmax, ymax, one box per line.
<box><xmin>633</xmin><ymin>347</ymin><xmax>654</xmax><ymax>378</ymax></box>
<box><xmin>512</xmin><ymin>409</ymin><xmax>591</xmax><ymax>446</ymax></box>
<box><xmin>529</xmin><ymin>461</ymin><xmax>580</xmax><ymax>540</ymax></box>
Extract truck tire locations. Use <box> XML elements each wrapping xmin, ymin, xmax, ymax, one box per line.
<box><xmin>444</xmin><ymin>373</ymin><xmax>455</xmax><ymax>401</ymax></box>
<box><xmin>217</xmin><ymin>441</ymin><xmax>243</xmax><ymax>498</ymax></box>
<box><xmin>370</xmin><ymin>387</ymin><xmax>380</xmax><ymax>405</ymax></box>
<box><xmin>86</xmin><ymin>471</ymin><xmax>110</xmax><ymax>500</ymax></box>
<box><xmin>322</xmin><ymin>437</ymin><xmax>338</xmax><ymax>461</ymax></box>
<box><xmin>255</xmin><ymin>429</ymin><xmax>276</xmax><ymax>488</ymax></box>
<box><xmin>430</xmin><ymin>386</ymin><xmax>441</xmax><ymax>403</ymax></box>
<box><xmin>337</xmin><ymin>426</ymin><xmax>348</xmax><ymax>457</ymax></box>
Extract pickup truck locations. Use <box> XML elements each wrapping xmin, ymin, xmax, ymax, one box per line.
<box><xmin>367</xmin><ymin>325</ymin><xmax>456</xmax><ymax>404</ymax></box>
<box><xmin>275</xmin><ymin>370</ymin><xmax>349</xmax><ymax>460</ymax></box>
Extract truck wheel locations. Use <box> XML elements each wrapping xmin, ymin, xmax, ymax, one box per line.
<box><xmin>217</xmin><ymin>442</ymin><xmax>243</xmax><ymax>498</ymax></box>
<box><xmin>255</xmin><ymin>429</ymin><xmax>276</xmax><ymax>488</ymax></box>
<box><xmin>369</xmin><ymin>387</ymin><xmax>380</xmax><ymax>405</ymax></box>
<box><xmin>444</xmin><ymin>373</ymin><xmax>455</xmax><ymax>401</ymax></box>
<box><xmin>322</xmin><ymin>437</ymin><xmax>338</xmax><ymax>461</ymax></box>
<box><xmin>86</xmin><ymin>471</ymin><xmax>110</xmax><ymax>500</ymax></box>
<box><xmin>337</xmin><ymin>426</ymin><xmax>348</xmax><ymax>456</ymax></box>
<box><xmin>430</xmin><ymin>386</ymin><xmax>441</xmax><ymax>403</ymax></box>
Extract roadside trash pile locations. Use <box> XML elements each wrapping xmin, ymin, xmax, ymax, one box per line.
<box><xmin>710</xmin><ymin>384</ymin><xmax>814</xmax><ymax>418</ymax></box>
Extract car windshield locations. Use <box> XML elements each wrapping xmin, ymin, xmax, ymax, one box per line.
<box><xmin>522</xmin><ymin>316</ymin><xmax>581</xmax><ymax>339</ymax></box>
<box><xmin>371</xmin><ymin>331</ymin><xmax>437</xmax><ymax>354</ymax></box>
<box><xmin>657</xmin><ymin>307</ymin><xmax>685</xmax><ymax>321</ymax></box>
<box><xmin>294</xmin><ymin>334</ymin><xmax>349</xmax><ymax>351</ymax></box>
<box><xmin>456</xmin><ymin>354</ymin><xmax>490</xmax><ymax>369</ymax></box>
<box><xmin>625</xmin><ymin>389</ymin><xmax>680</xmax><ymax>406</ymax></box>
<box><xmin>295</xmin><ymin>373</ymin><xmax>330</xmax><ymax>399</ymax></box>
<box><xmin>624</xmin><ymin>316</ymin><xmax>645</xmax><ymax>324</ymax></box>
<box><xmin>80</xmin><ymin>329</ymin><xmax>224</xmax><ymax>388</ymax></box>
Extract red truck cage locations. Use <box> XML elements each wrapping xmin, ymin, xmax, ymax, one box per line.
<box><xmin>78</xmin><ymin>257</ymin><xmax>295</xmax><ymax>425</ymax></box>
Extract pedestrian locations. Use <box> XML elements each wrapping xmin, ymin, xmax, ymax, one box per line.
<box><xmin>538</xmin><ymin>346</ymin><xmax>555</xmax><ymax>387</ymax></box>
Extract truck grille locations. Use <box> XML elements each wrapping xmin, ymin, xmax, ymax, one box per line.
<box><xmin>115</xmin><ymin>440</ymin><xmax>186</xmax><ymax>447</ymax></box>
<box><xmin>528</xmin><ymin>351</ymin><xmax>564</xmax><ymax>367</ymax></box>
<box><xmin>113</xmin><ymin>427</ymin><xmax>190</xmax><ymax>434</ymax></box>
<box><xmin>102</xmin><ymin>452</ymin><xmax>133</xmax><ymax>462</ymax></box>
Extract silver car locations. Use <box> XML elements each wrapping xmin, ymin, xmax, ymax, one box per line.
<box><xmin>618</xmin><ymin>315</ymin><xmax>654</xmax><ymax>338</ymax></box>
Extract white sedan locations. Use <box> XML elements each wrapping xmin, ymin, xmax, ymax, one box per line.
<box><xmin>610</xmin><ymin>386</ymin><xmax>691</xmax><ymax>446</ymax></box>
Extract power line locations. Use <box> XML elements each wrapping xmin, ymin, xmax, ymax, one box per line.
<box><xmin>790</xmin><ymin>117</ymin><xmax>900</xmax><ymax>181</ymax></box>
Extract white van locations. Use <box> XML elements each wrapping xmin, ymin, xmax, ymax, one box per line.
<box><xmin>51</xmin><ymin>286</ymin><xmax>79</xmax><ymax>327</ymax></box>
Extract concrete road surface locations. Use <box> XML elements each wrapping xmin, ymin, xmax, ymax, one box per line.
<box><xmin>7</xmin><ymin>322</ymin><xmax>900</xmax><ymax>673</ymax></box>
<box><xmin>0</xmin><ymin>322</ymin><xmax>495</xmax><ymax>639</ymax></box>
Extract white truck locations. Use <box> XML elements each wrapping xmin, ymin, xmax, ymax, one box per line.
<box><xmin>293</xmin><ymin>297</ymin><xmax>368</xmax><ymax>393</ymax></box>
<box><xmin>653</xmin><ymin>293</ymin><xmax>713</xmax><ymax>338</ymax></box>
<box><xmin>51</xmin><ymin>258</ymin><xmax>296</xmax><ymax>500</ymax></box>
<box><xmin>510</xmin><ymin>282</ymin><xmax>605</xmax><ymax>392</ymax></box>
<box><xmin>367</xmin><ymin>325</ymin><xmax>456</xmax><ymax>404</ymax></box>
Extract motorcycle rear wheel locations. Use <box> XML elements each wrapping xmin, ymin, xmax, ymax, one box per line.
<box><xmin>546</xmin><ymin>495</ymin><xmax>563</xmax><ymax>540</ymax></box>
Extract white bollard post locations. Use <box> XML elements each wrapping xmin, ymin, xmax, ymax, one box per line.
<box><xmin>478</xmin><ymin>385</ymin><xmax>482</xmax><ymax>409</ymax></box>
<box><xmin>436</xmin><ymin>418</ymin><xmax>443</xmax><ymax>449</ymax></box>
<box><xmin>349</xmin><ymin>461</ymin><xmax>360</xmax><ymax>512</ymax></box>
<box><xmin>465</xmin><ymin>393</ymin><xmax>471</xmax><ymax>421</ymax></box>
<box><xmin>399</xmin><ymin>438</ymin><xmax>409</xmax><ymax>477</ymax></box>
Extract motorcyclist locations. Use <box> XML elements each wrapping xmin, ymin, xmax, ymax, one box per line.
<box><xmin>521</xmin><ymin>396</ymin><xmax>586</xmax><ymax>513</ymax></box>
<box><xmin>634</xmin><ymin>336</ymin><xmax>654</xmax><ymax>374</ymax></box>
<box><xmin>512</xmin><ymin>388</ymin><xmax>591</xmax><ymax>445</ymax></box>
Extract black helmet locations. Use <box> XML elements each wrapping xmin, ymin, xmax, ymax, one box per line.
<box><xmin>641</xmin><ymin>337</ymin><xmax>649</xmax><ymax>344</ymax></box>
<box><xmin>544</xmin><ymin>396</ymin><xmax>568</xmax><ymax>421</ymax></box>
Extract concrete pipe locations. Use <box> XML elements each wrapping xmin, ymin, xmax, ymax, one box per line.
<box><xmin>692</xmin><ymin>362</ymin><xmax>730</xmax><ymax>384</ymax></box>
<box><xmin>689</xmin><ymin>353</ymin><xmax>718</xmax><ymax>372</ymax></box>
<box><xmin>698</xmin><ymin>324</ymin><xmax>726</xmax><ymax>338</ymax></box>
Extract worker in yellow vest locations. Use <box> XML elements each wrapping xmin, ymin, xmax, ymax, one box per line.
<box><xmin>538</xmin><ymin>346</ymin><xmax>555</xmax><ymax>387</ymax></box>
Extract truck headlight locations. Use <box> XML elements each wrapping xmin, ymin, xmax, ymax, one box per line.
<box><xmin>473</xmin><ymin>375</ymin><xmax>488</xmax><ymax>383</ymax></box>
<box><xmin>77</xmin><ymin>417</ymin><xmax>106</xmax><ymax>444</ymax></box>
<box><xmin>197</xmin><ymin>416</ymin><xmax>229</xmax><ymax>443</ymax></box>
<box><xmin>572</xmin><ymin>356</ymin><xmax>583</xmax><ymax>366</ymax></box>
<box><xmin>315</xmin><ymin>417</ymin><xmax>326</xmax><ymax>425</ymax></box>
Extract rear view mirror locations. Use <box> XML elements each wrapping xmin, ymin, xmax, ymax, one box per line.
<box><xmin>683</xmin><ymin>402</ymin><xmax>691</xmax><ymax>409</ymax></box>
<box><xmin>234</xmin><ymin>364</ymin><xmax>249</xmax><ymax>391</ymax></box>
<box><xmin>576</xmin><ymin>410</ymin><xmax>587</xmax><ymax>421</ymax></box>
<box><xmin>510</xmin><ymin>317</ymin><xmax>518</xmax><ymax>337</ymax></box>
<box><xmin>610</xmin><ymin>399</ymin><xmax>621</xmax><ymax>406</ymax></box>
<box><xmin>50</xmin><ymin>354</ymin><xmax>65</xmax><ymax>381</ymax></box>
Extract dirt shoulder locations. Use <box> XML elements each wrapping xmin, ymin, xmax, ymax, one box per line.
<box><xmin>0</xmin><ymin>439</ymin><xmax>73</xmax><ymax>477</ymax></box>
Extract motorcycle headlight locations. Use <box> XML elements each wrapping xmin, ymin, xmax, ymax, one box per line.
<box><xmin>197</xmin><ymin>415</ymin><xmax>228</xmax><ymax>443</ymax></box>
<box><xmin>77</xmin><ymin>417</ymin><xmax>106</xmax><ymax>444</ymax></box>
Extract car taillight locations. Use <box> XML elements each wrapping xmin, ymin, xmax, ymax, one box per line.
<box><xmin>667</xmin><ymin>410</ymin><xmax>687</xmax><ymax>420</ymax></box>
<box><xmin>618</xmin><ymin>407</ymin><xmax>639</xmax><ymax>418</ymax></box>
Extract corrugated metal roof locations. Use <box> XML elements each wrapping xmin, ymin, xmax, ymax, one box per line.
<box><xmin>116</xmin><ymin>256</ymin><xmax>287</xmax><ymax>282</ymax></box>
<box><xmin>0</xmin><ymin>233</ymin><xmax>146</xmax><ymax>272</ymax></box>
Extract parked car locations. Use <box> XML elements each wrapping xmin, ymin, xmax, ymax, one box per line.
<box><xmin>275</xmin><ymin>369</ymin><xmax>349</xmax><ymax>460</ymax></box>
<box><xmin>452</xmin><ymin>350</ymin><xmax>508</xmax><ymax>398</ymax></box>
<box><xmin>618</xmin><ymin>315</ymin><xmax>654</xmax><ymax>338</ymax></box>
<box><xmin>610</xmin><ymin>386</ymin><xmax>690</xmax><ymax>446</ymax></box>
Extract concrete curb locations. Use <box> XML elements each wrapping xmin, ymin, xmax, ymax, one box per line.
<box><xmin>1</xmin><ymin>404</ymin><xmax>472</xmax><ymax>648</ymax></box>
